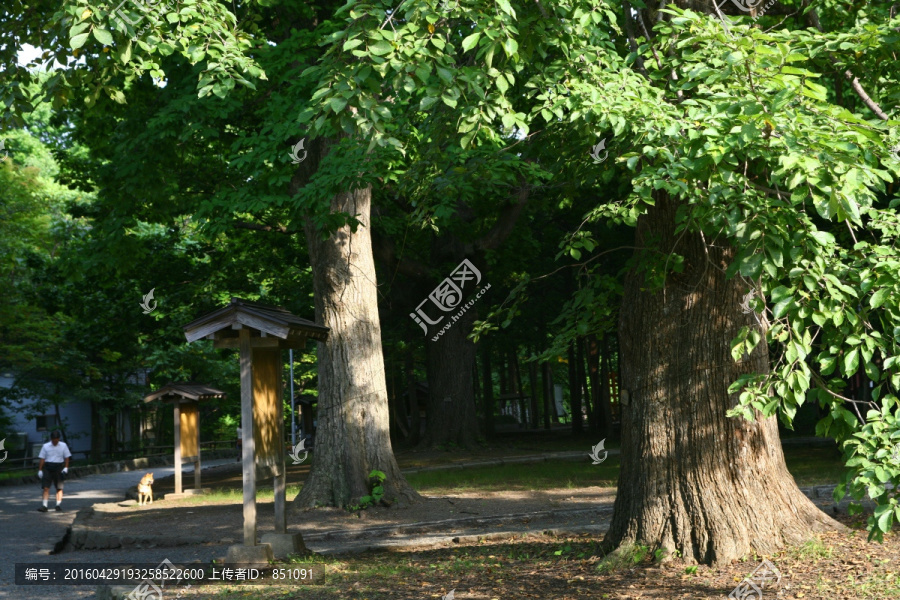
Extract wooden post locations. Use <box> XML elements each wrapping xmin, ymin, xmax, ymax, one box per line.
<box><xmin>274</xmin><ymin>383</ymin><xmax>287</xmax><ymax>534</ymax></box>
<box><xmin>274</xmin><ymin>469</ymin><xmax>286</xmax><ymax>533</ymax></box>
<box><xmin>240</xmin><ymin>327</ymin><xmax>256</xmax><ymax>546</ymax></box>
<box><xmin>273</xmin><ymin>351</ymin><xmax>287</xmax><ymax>533</ymax></box>
<box><xmin>173</xmin><ymin>403</ymin><xmax>182</xmax><ymax>495</ymax></box>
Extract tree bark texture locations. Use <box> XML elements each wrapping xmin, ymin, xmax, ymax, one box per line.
<box><xmin>528</xmin><ymin>350</ymin><xmax>540</xmax><ymax>426</ymax></box>
<box><xmin>598</xmin><ymin>334</ymin><xmax>613</xmax><ymax>440</ymax></box>
<box><xmin>422</xmin><ymin>306</ymin><xmax>479</xmax><ymax>447</ymax></box>
<box><xmin>541</xmin><ymin>360</ymin><xmax>552</xmax><ymax>429</ymax></box>
<box><xmin>291</xmin><ymin>139</ymin><xmax>420</xmax><ymax>509</ymax></box>
<box><xmin>568</xmin><ymin>343</ymin><xmax>584</xmax><ymax>432</ymax></box>
<box><xmin>406</xmin><ymin>349</ymin><xmax>421</xmax><ymax>446</ymax></box>
<box><xmin>483</xmin><ymin>341</ymin><xmax>496</xmax><ymax>436</ymax></box>
<box><xmin>608</xmin><ymin>193</ymin><xmax>843</xmax><ymax>564</ymax></box>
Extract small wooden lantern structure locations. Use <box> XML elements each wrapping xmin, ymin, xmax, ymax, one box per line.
<box><xmin>143</xmin><ymin>382</ymin><xmax>226</xmax><ymax>495</ymax></box>
<box><xmin>183</xmin><ymin>298</ymin><xmax>328</xmax><ymax>548</ymax></box>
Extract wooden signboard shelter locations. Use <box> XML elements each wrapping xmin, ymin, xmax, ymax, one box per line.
<box><xmin>143</xmin><ymin>383</ymin><xmax>226</xmax><ymax>495</ymax></box>
<box><xmin>183</xmin><ymin>298</ymin><xmax>328</xmax><ymax>553</ymax></box>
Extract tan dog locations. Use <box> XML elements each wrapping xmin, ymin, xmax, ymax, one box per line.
<box><xmin>137</xmin><ymin>473</ymin><xmax>154</xmax><ymax>506</ymax></box>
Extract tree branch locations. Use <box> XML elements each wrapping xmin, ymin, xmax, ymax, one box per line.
<box><xmin>371</xmin><ymin>229</ymin><xmax>434</xmax><ymax>281</ymax></box>
<box><xmin>475</xmin><ymin>183</ymin><xmax>530</xmax><ymax>252</ymax></box>
<box><xmin>233</xmin><ymin>221</ymin><xmax>294</xmax><ymax>235</ymax></box>
<box><xmin>806</xmin><ymin>7</ymin><xmax>890</xmax><ymax>121</ymax></box>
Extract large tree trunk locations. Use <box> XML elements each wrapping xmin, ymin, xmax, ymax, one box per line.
<box><xmin>406</xmin><ymin>350</ymin><xmax>421</xmax><ymax>446</ymax></box>
<box><xmin>421</xmin><ymin>306</ymin><xmax>479</xmax><ymax>447</ymax></box>
<box><xmin>482</xmin><ymin>340</ymin><xmax>495</xmax><ymax>436</ymax></box>
<box><xmin>568</xmin><ymin>342</ymin><xmax>583</xmax><ymax>432</ymax></box>
<box><xmin>598</xmin><ymin>334</ymin><xmax>613</xmax><ymax>440</ymax></box>
<box><xmin>291</xmin><ymin>141</ymin><xmax>420</xmax><ymax>509</ymax></box>
<box><xmin>607</xmin><ymin>193</ymin><xmax>843</xmax><ymax>564</ymax></box>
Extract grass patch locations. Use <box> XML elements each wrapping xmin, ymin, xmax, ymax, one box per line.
<box><xmin>789</xmin><ymin>538</ymin><xmax>834</xmax><ymax>560</ymax></box>
<box><xmin>0</xmin><ymin>468</ymin><xmax>33</xmax><ymax>481</ymax></box>
<box><xmin>405</xmin><ymin>458</ymin><xmax>620</xmax><ymax>493</ymax></box>
<box><xmin>405</xmin><ymin>445</ymin><xmax>845</xmax><ymax>494</ymax></box>
<box><xmin>165</xmin><ymin>484</ymin><xmax>303</xmax><ymax>505</ymax></box>
<box><xmin>782</xmin><ymin>445</ymin><xmax>845</xmax><ymax>486</ymax></box>
<box><xmin>595</xmin><ymin>542</ymin><xmax>653</xmax><ymax>574</ymax></box>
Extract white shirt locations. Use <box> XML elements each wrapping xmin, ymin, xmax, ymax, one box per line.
<box><xmin>39</xmin><ymin>441</ymin><xmax>72</xmax><ymax>463</ymax></box>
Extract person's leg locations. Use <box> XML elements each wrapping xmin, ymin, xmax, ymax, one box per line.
<box><xmin>38</xmin><ymin>485</ymin><xmax>50</xmax><ymax>511</ymax></box>
<box><xmin>54</xmin><ymin>470</ymin><xmax>64</xmax><ymax>509</ymax></box>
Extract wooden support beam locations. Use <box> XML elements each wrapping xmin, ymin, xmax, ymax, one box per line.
<box><xmin>214</xmin><ymin>336</ymin><xmax>281</xmax><ymax>349</ymax></box>
<box><xmin>240</xmin><ymin>327</ymin><xmax>257</xmax><ymax>546</ymax></box>
<box><xmin>173</xmin><ymin>403</ymin><xmax>182</xmax><ymax>495</ymax></box>
<box><xmin>274</xmin><ymin>366</ymin><xmax>286</xmax><ymax>534</ymax></box>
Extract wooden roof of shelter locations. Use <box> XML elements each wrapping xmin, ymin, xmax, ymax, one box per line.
<box><xmin>293</xmin><ymin>392</ymin><xmax>318</xmax><ymax>406</ymax></box>
<box><xmin>183</xmin><ymin>297</ymin><xmax>329</xmax><ymax>349</ymax></box>
<box><xmin>143</xmin><ymin>382</ymin><xmax>227</xmax><ymax>404</ymax></box>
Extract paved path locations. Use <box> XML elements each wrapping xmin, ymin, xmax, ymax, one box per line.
<box><xmin>0</xmin><ymin>459</ymin><xmax>236</xmax><ymax>600</ymax></box>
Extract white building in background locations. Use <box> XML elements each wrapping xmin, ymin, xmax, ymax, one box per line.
<box><xmin>0</xmin><ymin>369</ymin><xmax>150</xmax><ymax>462</ymax></box>
<box><xmin>0</xmin><ymin>372</ymin><xmax>93</xmax><ymax>460</ymax></box>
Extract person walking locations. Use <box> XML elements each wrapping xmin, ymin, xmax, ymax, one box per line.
<box><xmin>36</xmin><ymin>430</ymin><xmax>71</xmax><ymax>512</ymax></box>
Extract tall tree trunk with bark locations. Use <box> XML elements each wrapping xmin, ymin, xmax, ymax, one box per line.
<box><xmin>482</xmin><ymin>341</ymin><xmax>495</xmax><ymax>436</ymax></box>
<box><xmin>577</xmin><ymin>338</ymin><xmax>591</xmax><ymax>428</ymax></box>
<box><xmin>598</xmin><ymin>334</ymin><xmax>613</xmax><ymax>440</ymax></box>
<box><xmin>406</xmin><ymin>350</ymin><xmax>421</xmax><ymax>446</ymax></box>
<box><xmin>291</xmin><ymin>139</ymin><xmax>420</xmax><ymax>509</ymax></box>
<box><xmin>541</xmin><ymin>358</ymin><xmax>551</xmax><ymax>429</ymax></box>
<box><xmin>568</xmin><ymin>343</ymin><xmax>584</xmax><ymax>433</ymax></box>
<box><xmin>421</xmin><ymin>307</ymin><xmax>479</xmax><ymax>447</ymax></box>
<box><xmin>587</xmin><ymin>337</ymin><xmax>601</xmax><ymax>432</ymax></box>
<box><xmin>528</xmin><ymin>350</ymin><xmax>541</xmax><ymax>427</ymax></box>
<box><xmin>607</xmin><ymin>193</ymin><xmax>842</xmax><ymax>563</ymax></box>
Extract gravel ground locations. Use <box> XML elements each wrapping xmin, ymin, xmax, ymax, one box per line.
<box><xmin>0</xmin><ymin>459</ymin><xmax>235</xmax><ymax>600</ymax></box>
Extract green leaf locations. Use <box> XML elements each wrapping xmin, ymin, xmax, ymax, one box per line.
<box><xmin>843</xmin><ymin>348</ymin><xmax>859</xmax><ymax>377</ymax></box>
<box><xmin>809</xmin><ymin>231</ymin><xmax>834</xmax><ymax>246</ymax></box>
<box><xmin>70</xmin><ymin>32</ymin><xmax>90</xmax><ymax>49</ymax></box>
<box><xmin>419</xmin><ymin>95</ymin><xmax>439</xmax><ymax>111</ymax></box>
<box><xmin>496</xmin><ymin>0</ymin><xmax>516</xmax><ymax>16</ymax></box>
<box><xmin>368</xmin><ymin>40</ymin><xmax>393</xmax><ymax>56</ymax></box>
<box><xmin>118</xmin><ymin>38</ymin><xmax>133</xmax><ymax>63</ymax></box>
<box><xmin>870</xmin><ymin>288</ymin><xmax>888</xmax><ymax>309</ymax></box>
<box><xmin>92</xmin><ymin>28</ymin><xmax>113</xmax><ymax>46</ymax></box>
<box><xmin>462</xmin><ymin>32</ymin><xmax>481</xmax><ymax>52</ymax></box>
<box><xmin>329</xmin><ymin>97</ymin><xmax>348</xmax><ymax>112</ymax></box>
<box><xmin>772</xmin><ymin>297</ymin><xmax>793</xmax><ymax>319</ymax></box>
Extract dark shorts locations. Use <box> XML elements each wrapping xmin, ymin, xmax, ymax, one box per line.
<box><xmin>41</xmin><ymin>463</ymin><xmax>65</xmax><ymax>490</ymax></box>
